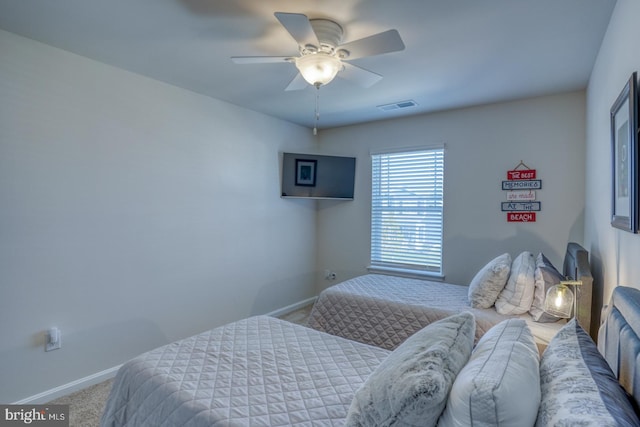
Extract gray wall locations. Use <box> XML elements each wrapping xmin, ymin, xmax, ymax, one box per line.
<box><xmin>316</xmin><ymin>92</ymin><xmax>586</xmax><ymax>289</ymax></box>
<box><xmin>585</xmin><ymin>0</ymin><xmax>640</xmax><ymax>308</ymax></box>
<box><xmin>0</xmin><ymin>30</ymin><xmax>318</xmax><ymax>403</ymax></box>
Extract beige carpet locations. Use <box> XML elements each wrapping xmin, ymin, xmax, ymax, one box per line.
<box><xmin>48</xmin><ymin>378</ymin><xmax>114</xmax><ymax>427</ymax></box>
<box><xmin>47</xmin><ymin>304</ymin><xmax>314</xmax><ymax>426</ymax></box>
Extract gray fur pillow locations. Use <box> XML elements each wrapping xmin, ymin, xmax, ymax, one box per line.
<box><xmin>345</xmin><ymin>312</ymin><xmax>476</xmax><ymax>427</ymax></box>
<box><xmin>468</xmin><ymin>253</ymin><xmax>511</xmax><ymax>308</ymax></box>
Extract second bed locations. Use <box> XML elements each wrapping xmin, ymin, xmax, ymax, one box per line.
<box><xmin>307</xmin><ymin>242</ymin><xmax>594</xmax><ymax>350</ymax></box>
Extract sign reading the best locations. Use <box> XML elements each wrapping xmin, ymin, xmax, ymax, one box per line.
<box><xmin>507</xmin><ymin>169</ymin><xmax>537</xmax><ymax>180</ymax></box>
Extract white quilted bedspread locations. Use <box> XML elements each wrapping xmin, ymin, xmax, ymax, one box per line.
<box><xmin>307</xmin><ymin>274</ymin><xmax>519</xmax><ymax>350</ymax></box>
<box><xmin>101</xmin><ymin>315</ymin><xmax>389</xmax><ymax>427</ymax></box>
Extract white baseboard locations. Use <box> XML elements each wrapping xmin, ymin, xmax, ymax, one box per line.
<box><xmin>13</xmin><ymin>364</ymin><xmax>121</xmax><ymax>404</ymax></box>
<box><xmin>266</xmin><ymin>296</ymin><xmax>317</xmax><ymax>318</ymax></box>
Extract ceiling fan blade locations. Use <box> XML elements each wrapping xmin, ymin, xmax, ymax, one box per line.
<box><xmin>337</xmin><ymin>29</ymin><xmax>405</xmax><ymax>60</ymax></box>
<box><xmin>274</xmin><ymin>12</ymin><xmax>320</xmax><ymax>49</ymax></box>
<box><xmin>339</xmin><ymin>63</ymin><xmax>383</xmax><ymax>88</ymax></box>
<box><xmin>231</xmin><ymin>56</ymin><xmax>292</xmax><ymax>64</ymax></box>
<box><xmin>284</xmin><ymin>73</ymin><xmax>309</xmax><ymax>91</ymax></box>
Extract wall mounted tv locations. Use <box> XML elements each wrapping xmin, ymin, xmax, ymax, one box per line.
<box><xmin>281</xmin><ymin>152</ymin><xmax>356</xmax><ymax>200</ymax></box>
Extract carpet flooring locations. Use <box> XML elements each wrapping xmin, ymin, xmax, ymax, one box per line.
<box><xmin>48</xmin><ymin>379</ymin><xmax>114</xmax><ymax>427</ymax></box>
<box><xmin>47</xmin><ymin>304</ymin><xmax>314</xmax><ymax>426</ymax></box>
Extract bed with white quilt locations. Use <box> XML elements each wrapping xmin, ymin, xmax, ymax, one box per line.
<box><xmin>307</xmin><ymin>242</ymin><xmax>595</xmax><ymax>350</ymax></box>
<box><xmin>101</xmin><ymin>285</ymin><xmax>639</xmax><ymax>426</ymax></box>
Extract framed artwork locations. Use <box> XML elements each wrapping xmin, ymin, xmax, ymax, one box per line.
<box><xmin>611</xmin><ymin>72</ymin><xmax>638</xmax><ymax>233</ymax></box>
<box><xmin>295</xmin><ymin>159</ymin><xmax>317</xmax><ymax>186</ymax></box>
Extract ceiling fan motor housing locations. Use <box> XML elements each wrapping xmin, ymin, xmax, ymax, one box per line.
<box><xmin>308</xmin><ymin>19</ymin><xmax>344</xmax><ymax>55</ymax></box>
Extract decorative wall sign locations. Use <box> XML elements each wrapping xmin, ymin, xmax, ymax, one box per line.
<box><xmin>507</xmin><ymin>169</ymin><xmax>537</xmax><ymax>180</ymax></box>
<box><xmin>503</xmin><ymin>160</ymin><xmax>540</xmax><ymax>222</ymax></box>
<box><xmin>507</xmin><ymin>212</ymin><xmax>536</xmax><ymax>222</ymax></box>
<box><xmin>506</xmin><ymin>190</ymin><xmax>536</xmax><ymax>201</ymax></box>
<box><xmin>502</xmin><ymin>180</ymin><xmax>542</xmax><ymax>190</ymax></box>
<box><xmin>501</xmin><ymin>202</ymin><xmax>541</xmax><ymax>212</ymax></box>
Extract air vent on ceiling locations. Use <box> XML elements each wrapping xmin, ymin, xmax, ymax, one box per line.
<box><xmin>377</xmin><ymin>100</ymin><xmax>418</xmax><ymax>112</ymax></box>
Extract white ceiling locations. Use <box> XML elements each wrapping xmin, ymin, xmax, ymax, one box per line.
<box><xmin>0</xmin><ymin>0</ymin><xmax>616</xmax><ymax>130</ymax></box>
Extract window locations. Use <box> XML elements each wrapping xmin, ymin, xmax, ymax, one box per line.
<box><xmin>370</xmin><ymin>147</ymin><xmax>444</xmax><ymax>276</ymax></box>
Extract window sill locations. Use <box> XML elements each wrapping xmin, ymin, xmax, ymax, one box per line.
<box><xmin>366</xmin><ymin>265</ymin><xmax>445</xmax><ymax>281</ymax></box>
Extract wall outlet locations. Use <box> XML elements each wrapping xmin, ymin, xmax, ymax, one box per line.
<box><xmin>45</xmin><ymin>327</ymin><xmax>61</xmax><ymax>352</ymax></box>
<box><xmin>324</xmin><ymin>270</ymin><xmax>337</xmax><ymax>281</ymax></box>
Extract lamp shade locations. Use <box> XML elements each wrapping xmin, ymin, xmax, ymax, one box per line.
<box><xmin>295</xmin><ymin>53</ymin><xmax>342</xmax><ymax>86</ymax></box>
<box><xmin>543</xmin><ymin>283</ymin><xmax>574</xmax><ymax>318</ymax></box>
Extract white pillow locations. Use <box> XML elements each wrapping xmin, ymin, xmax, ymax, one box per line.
<box><xmin>495</xmin><ymin>251</ymin><xmax>535</xmax><ymax>315</ymax></box>
<box><xmin>467</xmin><ymin>253</ymin><xmax>511</xmax><ymax>308</ymax></box>
<box><xmin>438</xmin><ymin>318</ymin><xmax>540</xmax><ymax>427</ymax></box>
<box><xmin>345</xmin><ymin>312</ymin><xmax>476</xmax><ymax>427</ymax></box>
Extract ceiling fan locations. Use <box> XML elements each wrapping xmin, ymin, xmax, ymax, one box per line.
<box><xmin>231</xmin><ymin>12</ymin><xmax>405</xmax><ymax>90</ymax></box>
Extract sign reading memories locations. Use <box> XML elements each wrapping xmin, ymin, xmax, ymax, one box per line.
<box><xmin>501</xmin><ymin>180</ymin><xmax>542</xmax><ymax>190</ymax></box>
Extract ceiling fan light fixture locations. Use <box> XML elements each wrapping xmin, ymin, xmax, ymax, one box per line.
<box><xmin>295</xmin><ymin>53</ymin><xmax>342</xmax><ymax>86</ymax></box>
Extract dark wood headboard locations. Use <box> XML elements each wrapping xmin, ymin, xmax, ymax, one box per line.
<box><xmin>564</xmin><ymin>242</ymin><xmax>595</xmax><ymax>339</ymax></box>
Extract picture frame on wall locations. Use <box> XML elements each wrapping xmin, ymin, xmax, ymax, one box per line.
<box><xmin>610</xmin><ymin>72</ymin><xmax>638</xmax><ymax>233</ymax></box>
<box><xmin>295</xmin><ymin>159</ymin><xmax>317</xmax><ymax>187</ymax></box>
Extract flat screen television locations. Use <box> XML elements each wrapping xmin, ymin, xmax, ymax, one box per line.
<box><xmin>281</xmin><ymin>152</ymin><xmax>356</xmax><ymax>200</ymax></box>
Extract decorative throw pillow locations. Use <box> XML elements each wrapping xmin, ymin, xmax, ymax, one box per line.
<box><xmin>529</xmin><ymin>253</ymin><xmax>564</xmax><ymax>323</ymax></box>
<box><xmin>467</xmin><ymin>253</ymin><xmax>511</xmax><ymax>309</ymax></box>
<box><xmin>438</xmin><ymin>318</ymin><xmax>540</xmax><ymax>427</ymax></box>
<box><xmin>536</xmin><ymin>319</ymin><xmax>640</xmax><ymax>427</ymax></box>
<box><xmin>495</xmin><ymin>251</ymin><xmax>536</xmax><ymax>315</ymax></box>
<box><xmin>345</xmin><ymin>312</ymin><xmax>476</xmax><ymax>427</ymax></box>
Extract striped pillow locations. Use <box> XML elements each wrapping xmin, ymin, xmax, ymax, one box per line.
<box><xmin>439</xmin><ymin>318</ymin><xmax>540</xmax><ymax>427</ymax></box>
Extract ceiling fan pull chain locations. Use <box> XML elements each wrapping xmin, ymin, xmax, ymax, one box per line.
<box><xmin>313</xmin><ymin>83</ymin><xmax>320</xmax><ymax>135</ymax></box>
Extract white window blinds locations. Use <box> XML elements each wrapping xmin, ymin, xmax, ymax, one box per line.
<box><xmin>370</xmin><ymin>148</ymin><xmax>444</xmax><ymax>274</ymax></box>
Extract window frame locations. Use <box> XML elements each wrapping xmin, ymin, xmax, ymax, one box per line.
<box><xmin>368</xmin><ymin>146</ymin><xmax>445</xmax><ymax>280</ymax></box>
